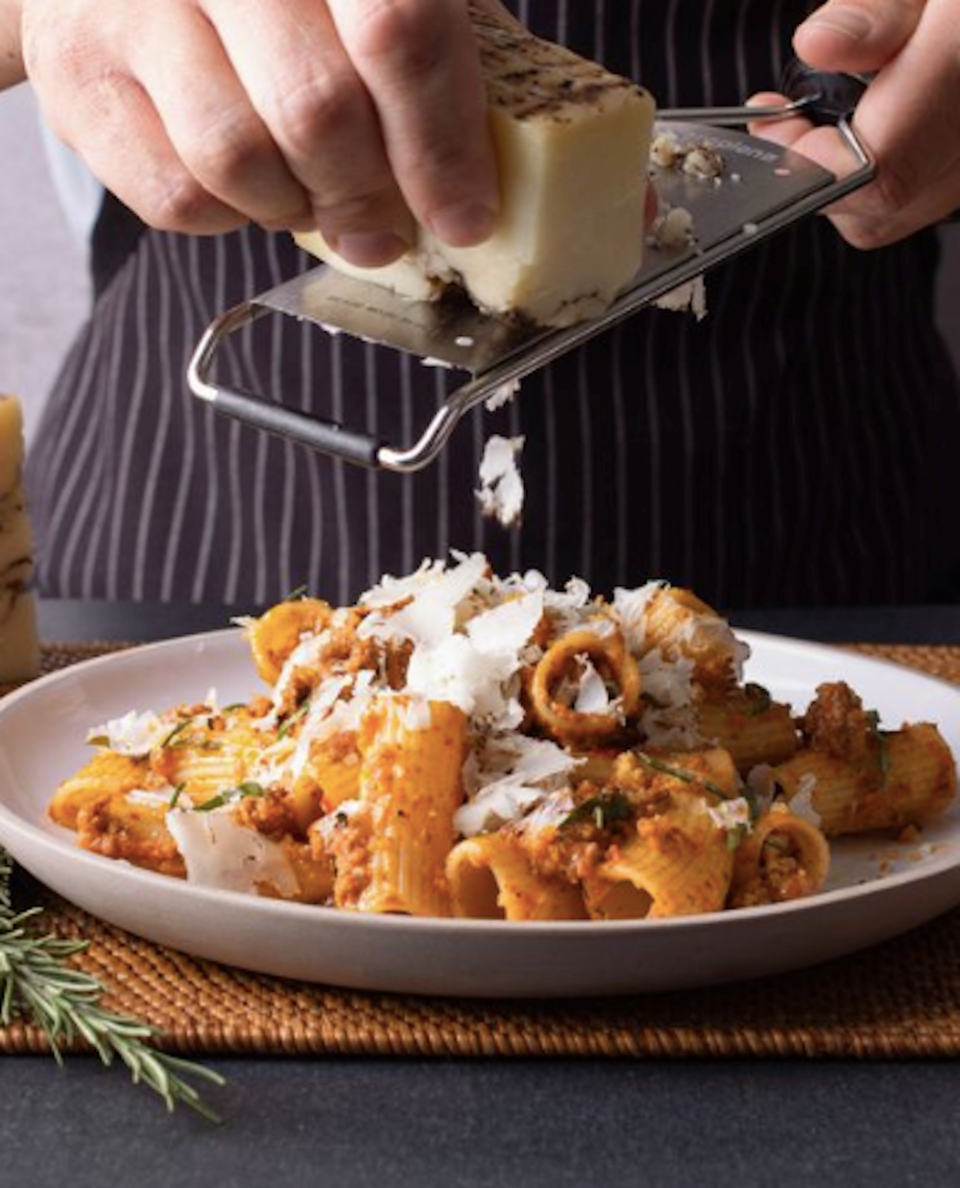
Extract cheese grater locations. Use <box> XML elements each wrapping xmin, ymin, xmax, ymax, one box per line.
<box><xmin>187</xmin><ymin>66</ymin><xmax>874</xmax><ymax>472</ymax></box>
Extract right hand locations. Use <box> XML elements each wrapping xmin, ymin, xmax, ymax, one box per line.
<box><xmin>20</xmin><ymin>0</ymin><xmax>512</xmax><ymax>264</ymax></box>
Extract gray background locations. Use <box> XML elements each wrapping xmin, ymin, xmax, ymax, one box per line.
<box><xmin>2</xmin><ymin>81</ymin><xmax>959</xmax><ymax>449</ymax></box>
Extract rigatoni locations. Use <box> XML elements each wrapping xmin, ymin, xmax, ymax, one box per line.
<box><xmin>588</xmin><ymin>789</ymin><xmax>734</xmax><ymax>918</ymax></box>
<box><xmin>773</xmin><ymin>723</ymin><xmax>956</xmax><ymax>836</ymax></box>
<box><xmin>698</xmin><ymin>686</ymin><xmax>798</xmax><ymax>773</ymax></box>
<box><xmin>640</xmin><ymin>586</ymin><xmax>748</xmax><ymax>694</ymax></box>
<box><xmin>47</xmin><ymin>556</ymin><xmax>957</xmax><ymax>925</ymax></box>
<box><xmin>446</xmin><ymin>833</ymin><xmax>586</xmax><ymax>920</ymax></box>
<box><xmin>50</xmin><ymin>751</ymin><xmax>150</xmax><ymax>830</ymax></box>
<box><xmin>727</xmin><ymin>804</ymin><xmax>830</xmax><ymax>908</ymax></box>
<box><xmin>530</xmin><ymin>626</ymin><xmax>641</xmax><ymax>746</ymax></box>
<box><xmin>316</xmin><ymin>696</ymin><xmax>467</xmax><ymax>916</ymax></box>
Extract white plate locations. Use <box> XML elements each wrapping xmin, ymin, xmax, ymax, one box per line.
<box><xmin>1</xmin><ymin>628</ymin><xmax>959</xmax><ymax>998</ymax></box>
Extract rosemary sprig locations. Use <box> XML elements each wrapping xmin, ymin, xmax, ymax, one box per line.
<box><xmin>0</xmin><ymin>848</ymin><xmax>224</xmax><ymax>1121</ymax></box>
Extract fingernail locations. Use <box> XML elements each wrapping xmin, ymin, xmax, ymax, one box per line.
<box><xmin>328</xmin><ymin>230</ymin><xmax>410</xmax><ymax>268</ymax></box>
<box><xmin>801</xmin><ymin>5</ymin><xmax>873</xmax><ymax>42</ymax></box>
<box><xmin>427</xmin><ymin>201</ymin><xmax>497</xmax><ymax>247</ymax></box>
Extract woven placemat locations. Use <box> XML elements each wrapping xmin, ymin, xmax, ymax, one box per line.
<box><xmin>3</xmin><ymin>640</ymin><xmax>960</xmax><ymax>1060</ymax></box>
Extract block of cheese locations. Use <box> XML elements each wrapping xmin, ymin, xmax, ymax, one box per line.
<box><xmin>0</xmin><ymin>396</ymin><xmax>40</xmax><ymax>683</ymax></box>
<box><xmin>296</xmin><ymin>5</ymin><xmax>655</xmax><ymax>328</ymax></box>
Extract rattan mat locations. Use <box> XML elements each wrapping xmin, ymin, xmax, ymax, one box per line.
<box><xmin>3</xmin><ymin>640</ymin><xmax>960</xmax><ymax>1060</ymax></box>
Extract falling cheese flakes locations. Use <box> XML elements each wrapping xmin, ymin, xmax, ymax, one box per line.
<box><xmin>476</xmin><ymin>435</ymin><xmax>525</xmax><ymax>527</ymax></box>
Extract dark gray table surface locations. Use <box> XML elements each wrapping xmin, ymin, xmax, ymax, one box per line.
<box><xmin>6</xmin><ymin>600</ymin><xmax>960</xmax><ymax>1188</ymax></box>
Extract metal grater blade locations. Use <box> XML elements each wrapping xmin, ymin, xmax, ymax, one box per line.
<box><xmin>188</xmin><ymin>118</ymin><xmax>873</xmax><ymax>471</ymax></box>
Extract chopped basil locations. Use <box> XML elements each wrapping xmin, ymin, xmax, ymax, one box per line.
<box><xmin>745</xmin><ymin>683</ymin><xmax>772</xmax><ymax>716</ymax></box>
<box><xmin>87</xmin><ymin>735</ymin><xmax>110</xmax><ymax>748</ymax></box>
<box><xmin>168</xmin><ymin>783</ymin><xmax>186</xmax><ymax>809</ymax></box>
<box><xmin>194</xmin><ymin>782</ymin><xmax>265</xmax><ymax>813</ymax></box>
<box><xmin>742</xmin><ymin>785</ymin><xmax>761</xmax><ymax>824</ymax></box>
<box><xmin>278</xmin><ymin>701</ymin><xmax>310</xmax><ymax>740</ymax></box>
<box><xmin>194</xmin><ymin>793</ymin><xmax>229</xmax><ymax>813</ymax></box>
<box><xmin>561</xmin><ymin>790</ymin><xmax>633</xmax><ymax>831</ymax></box>
<box><xmin>727</xmin><ymin>825</ymin><xmax>748</xmax><ymax>852</ymax></box>
<box><xmin>634</xmin><ymin>751</ymin><xmax>735</xmax><ymax>803</ymax></box>
<box><xmin>284</xmin><ymin>583</ymin><xmax>310</xmax><ymax>602</ymax></box>
<box><xmin>866</xmin><ymin>709</ymin><xmax>892</xmax><ymax>787</ymax></box>
<box><xmin>160</xmin><ymin>718</ymin><xmax>195</xmax><ymax>749</ymax></box>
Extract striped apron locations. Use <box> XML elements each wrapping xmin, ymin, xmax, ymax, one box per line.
<box><xmin>26</xmin><ymin>0</ymin><xmax>960</xmax><ymax>609</ymax></box>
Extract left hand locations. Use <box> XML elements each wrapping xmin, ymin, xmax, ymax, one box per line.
<box><xmin>748</xmin><ymin>0</ymin><xmax>960</xmax><ymax>249</ymax></box>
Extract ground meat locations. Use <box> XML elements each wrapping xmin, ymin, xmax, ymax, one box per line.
<box><xmin>800</xmin><ymin>681</ymin><xmax>881</xmax><ymax>768</ymax></box>
<box><xmin>76</xmin><ymin>797</ymin><xmax>185</xmax><ymax>878</ymax></box>
<box><xmin>235</xmin><ymin>787</ymin><xmax>303</xmax><ymax>840</ymax></box>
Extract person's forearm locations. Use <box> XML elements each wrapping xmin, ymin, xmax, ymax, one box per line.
<box><xmin>0</xmin><ymin>0</ymin><xmax>25</xmax><ymax>90</ymax></box>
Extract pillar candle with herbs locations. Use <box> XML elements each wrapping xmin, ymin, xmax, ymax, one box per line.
<box><xmin>0</xmin><ymin>395</ymin><xmax>40</xmax><ymax>682</ymax></box>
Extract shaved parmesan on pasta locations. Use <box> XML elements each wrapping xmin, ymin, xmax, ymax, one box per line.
<box><xmin>87</xmin><ymin>710</ymin><xmax>168</xmax><ymax>757</ymax></box>
<box><xmin>612</xmin><ymin>581</ymin><xmax>665</xmax><ymax>652</ymax></box>
<box><xmin>166</xmin><ymin>807</ymin><xmax>298</xmax><ymax>897</ymax></box>
<box><xmin>56</xmin><ymin>553</ymin><xmax>951</xmax><ymax>925</ymax></box>
<box><xmin>455</xmin><ymin>733</ymin><xmax>584</xmax><ymax>836</ymax></box>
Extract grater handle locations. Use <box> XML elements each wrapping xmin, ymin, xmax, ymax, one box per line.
<box><xmin>187</xmin><ymin>307</ymin><xmax>384</xmax><ymax>467</ymax></box>
<box><xmin>211</xmin><ymin>387</ymin><xmax>382</xmax><ymax>468</ymax></box>
<box><xmin>779</xmin><ymin>60</ymin><xmax>870</xmax><ymax>125</ymax></box>
<box><xmin>658</xmin><ymin>59</ymin><xmax>869</xmax><ymax>128</ymax></box>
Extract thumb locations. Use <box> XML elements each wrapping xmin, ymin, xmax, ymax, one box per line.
<box><xmin>794</xmin><ymin>0</ymin><xmax>925</xmax><ymax>72</ymax></box>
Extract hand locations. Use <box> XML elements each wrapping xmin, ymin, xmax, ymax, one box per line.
<box><xmin>20</xmin><ymin>0</ymin><xmax>513</xmax><ymax>264</ymax></box>
<box><xmin>748</xmin><ymin>0</ymin><xmax>960</xmax><ymax>248</ymax></box>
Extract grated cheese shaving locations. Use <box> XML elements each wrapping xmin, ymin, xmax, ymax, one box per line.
<box><xmin>87</xmin><ymin>710</ymin><xmax>169</xmax><ymax>757</ymax></box>
<box><xmin>166</xmin><ymin>806</ymin><xmax>299</xmax><ymax>897</ymax></box>
<box><xmin>704</xmin><ymin>797</ymin><xmax>752</xmax><ymax>832</ymax></box>
<box><xmin>454</xmin><ymin>734</ymin><xmax>584</xmax><ymax>837</ymax></box>
<box><xmin>476</xmin><ymin>435</ymin><xmax>525</xmax><ymax>527</ymax></box>
<box><xmin>612</xmin><ymin>580</ymin><xmax>665</xmax><ymax>653</ymax></box>
<box><xmin>573</xmin><ymin>655</ymin><xmax>611</xmax><ymax>714</ymax></box>
<box><xmin>484</xmin><ymin>378</ymin><xmax>521</xmax><ymax>412</ymax></box>
<box><xmin>790</xmin><ymin>773</ymin><xmax>822</xmax><ymax>827</ymax></box>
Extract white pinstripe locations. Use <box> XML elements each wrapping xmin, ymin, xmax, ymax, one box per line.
<box><xmin>329</xmin><ymin>334</ymin><xmax>351</xmax><ymax>605</ymax></box>
<box><xmin>189</xmin><ymin>234</ymin><xmax>224</xmax><ymax>604</ymax></box>
<box><xmin>78</xmin><ymin>265</ymin><xmax>136</xmax><ymax>597</ymax></box>
<box><xmin>158</xmin><ymin>236</ymin><xmax>201</xmax><ymax>601</ymax></box>
<box><xmin>220</xmin><ymin>232</ymin><xmax>250</xmax><ymax>605</ymax></box>
<box><xmin>265</xmin><ymin>231</ymin><xmax>299</xmax><ymax>600</ymax></box>
<box><xmin>298</xmin><ymin>308</ymin><xmax>325</xmax><ymax>595</ymax></box>
<box><xmin>611</xmin><ymin>323</ymin><xmax>629</xmax><ymax>582</ymax></box>
<box><xmin>131</xmin><ymin>234</ymin><xmax>176</xmax><ymax>601</ymax></box>
<box><xmin>105</xmin><ymin>243</ymin><xmax>153</xmax><ymax>599</ymax></box>
<box><xmin>642</xmin><ymin>315</ymin><xmax>663</xmax><ymax>578</ymax></box>
<box><xmin>364</xmin><ymin>341</ymin><xmax>381</xmax><ymax>588</ymax></box>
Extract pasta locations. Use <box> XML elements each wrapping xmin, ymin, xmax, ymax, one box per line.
<box><xmin>48</xmin><ymin>555</ymin><xmax>957</xmax><ymax>921</ymax></box>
